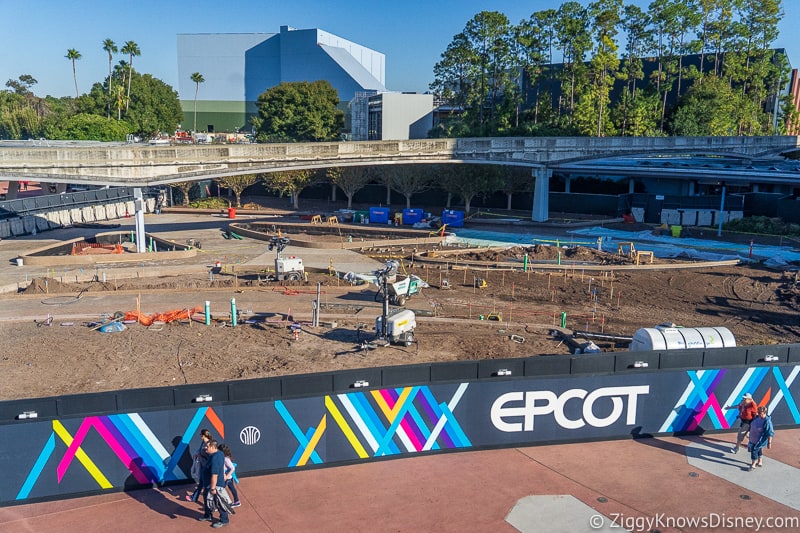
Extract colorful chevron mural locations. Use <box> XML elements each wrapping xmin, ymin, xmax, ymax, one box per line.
<box><xmin>275</xmin><ymin>384</ymin><xmax>472</xmax><ymax>467</ymax></box>
<box><xmin>659</xmin><ymin>366</ymin><xmax>800</xmax><ymax>433</ymax></box>
<box><xmin>16</xmin><ymin>407</ymin><xmax>224</xmax><ymax>500</ymax></box>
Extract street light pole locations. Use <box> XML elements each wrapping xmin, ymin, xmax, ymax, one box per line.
<box><xmin>717</xmin><ymin>182</ymin><xmax>726</xmax><ymax>237</ymax></box>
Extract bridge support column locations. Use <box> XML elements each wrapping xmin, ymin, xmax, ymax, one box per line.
<box><xmin>628</xmin><ymin>178</ymin><xmax>635</xmax><ymax>194</ymax></box>
<box><xmin>531</xmin><ymin>168</ymin><xmax>552</xmax><ymax>222</ymax></box>
<box><xmin>134</xmin><ymin>188</ymin><xmax>146</xmax><ymax>253</ymax></box>
<box><xmin>4</xmin><ymin>180</ymin><xmax>19</xmax><ymax>200</ymax></box>
<box><xmin>564</xmin><ymin>177</ymin><xmax>571</xmax><ymax>193</ymax></box>
<box><xmin>688</xmin><ymin>180</ymin><xmax>696</xmax><ymax>196</ymax></box>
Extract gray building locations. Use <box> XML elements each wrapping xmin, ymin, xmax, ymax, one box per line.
<box><xmin>177</xmin><ymin>26</ymin><xmax>386</xmax><ymax>133</ymax></box>
<box><xmin>350</xmin><ymin>91</ymin><xmax>434</xmax><ymax>141</ymax></box>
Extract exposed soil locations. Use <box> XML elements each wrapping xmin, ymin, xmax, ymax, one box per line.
<box><xmin>3</xmin><ymin>244</ymin><xmax>800</xmax><ymax>401</ymax></box>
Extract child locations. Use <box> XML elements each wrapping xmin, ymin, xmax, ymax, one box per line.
<box><xmin>218</xmin><ymin>443</ymin><xmax>241</xmax><ymax>507</ymax></box>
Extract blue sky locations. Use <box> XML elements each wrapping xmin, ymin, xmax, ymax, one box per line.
<box><xmin>3</xmin><ymin>0</ymin><xmax>798</xmax><ymax>99</ymax></box>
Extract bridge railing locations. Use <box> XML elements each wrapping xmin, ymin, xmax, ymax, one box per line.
<box><xmin>0</xmin><ymin>187</ymin><xmax>140</xmax><ymax>219</ymax></box>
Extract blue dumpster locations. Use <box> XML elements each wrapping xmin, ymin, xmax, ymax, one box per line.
<box><xmin>442</xmin><ymin>209</ymin><xmax>465</xmax><ymax>228</ymax></box>
<box><xmin>402</xmin><ymin>208</ymin><xmax>424</xmax><ymax>225</ymax></box>
<box><xmin>369</xmin><ymin>207</ymin><xmax>390</xmax><ymax>224</ymax></box>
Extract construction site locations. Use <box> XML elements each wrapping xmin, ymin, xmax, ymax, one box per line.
<box><xmin>2</xmin><ymin>208</ymin><xmax>800</xmax><ymax>401</ymax></box>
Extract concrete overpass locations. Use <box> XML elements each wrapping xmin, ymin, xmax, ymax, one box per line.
<box><xmin>0</xmin><ymin>136</ymin><xmax>798</xmax><ymax>247</ymax></box>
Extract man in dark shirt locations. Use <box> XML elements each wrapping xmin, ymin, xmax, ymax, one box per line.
<box><xmin>197</xmin><ymin>439</ymin><xmax>230</xmax><ymax>528</ymax></box>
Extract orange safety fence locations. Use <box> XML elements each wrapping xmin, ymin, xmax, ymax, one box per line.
<box><xmin>123</xmin><ymin>305</ymin><xmax>205</xmax><ymax>326</ymax></box>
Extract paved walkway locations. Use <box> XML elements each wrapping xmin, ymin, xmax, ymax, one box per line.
<box><xmin>1</xmin><ymin>431</ymin><xmax>799</xmax><ymax>532</ymax></box>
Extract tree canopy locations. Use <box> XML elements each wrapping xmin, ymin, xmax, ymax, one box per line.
<box><xmin>253</xmin><ymin>80</ymin><xmax>344</xmax><ymax>143</ymax></box>
<box><xmin>432</xmin><ymin>0</ymin><xmax>790</xmax><ymax>137</ymax></box>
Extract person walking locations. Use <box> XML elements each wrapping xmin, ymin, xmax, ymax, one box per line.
<box><xmin>218</xmin><ymin>443</ymin><xmax>241</xmax><ymax>508</ymax></box>
<box><xmin>198</xmin><ymin>439</ymin><xmax>233</xmax><ymax>528</ymax></box>
<box><xmin>725</xmin><ymin>393</ymin><xmax>758</xmax><ymax>453</ymax></box>
<box><xmin>748</xmin><ymin>406</ymin><xmax>775</xmax><ymax>471</ymax></box>
<box><xmin>186</xmin><ymin>428</ymin><xmax>213</xmax><ymax>502</ymax></box>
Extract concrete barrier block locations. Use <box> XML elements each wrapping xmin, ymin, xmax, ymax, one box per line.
<box><xmin>59</xmin><ymin>209</ymin><xmax>72</xmax><ymax>226</ymax></box>
<box><xmin>35</xmin><ymin>215</ymin><xmax>50</xmax><ymax>231</ymax></box>
<box><xmin>69</xmin><ymin>208</ymin><xmax>82</xmax><ymax>224</ymax></box>
<box><xmin>105</xmin><ymin>204</ymin><xmax>116</xmax><ymax>219</ymax></box>
<box><xmin>9</xmin><ymin>218</ymin><xmax>24</xmax><ymax>236</ymax></box>
<box><xmin>93</xmin><ymin>205</ymin><xmax>106</xmax><ymax>221</ymax></box>
<box><xmin>125</xmin><ymin>201</ymin><xmax>135</xmax><ymax>217</ymax></box>
<box><xmin>81</xmin><ymin>206</ymin><xmax>94</xmax><ymax>222</ymax></box>
<box><xmin>23</xmin><ymin>215</ymin><xmax>37</xmax><ymax>234</ymax></box>
<box><xmin>697</xmin><ymin>210</ymin><xmax>713</xmax><ymax>226</ymax></box>
<box><xmin>0</xmin><ymin>220</ymin><xmax>10</xmax><ymax>238</ymax></box>
<box><xmin>145</xmin><ymin>198</ymin><xmax>156</xmax><ymax>213</ymax></box>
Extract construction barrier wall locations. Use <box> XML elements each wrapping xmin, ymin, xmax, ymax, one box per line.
<box><xmin>3</xmin><ymin>343</ymin><xmax>800</xmax><ymax>506</ymax></box>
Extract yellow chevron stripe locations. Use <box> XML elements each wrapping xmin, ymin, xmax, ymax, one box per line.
<box><xmin>372</xmin><ymin>387</ymin><xmax>413</xmax><ymax>422</ymax></box>
<box><xmin>52</xmin><ymin>420</ymin><xmax>113</xmax><ymax>489</ymax></box>
<box><xmin>297</xmin><ymin>414</ymin><xmax>327</xmax><ymax>467</ymax></box>
<box><xmin>326</xmin><ymin>396</ymin><xmax>368</xmax><ymax>458</ymax></box>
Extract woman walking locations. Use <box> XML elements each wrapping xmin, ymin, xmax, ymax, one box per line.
<box><xmin>748</xmin><ymin>406</ymin><xmax>775</xmax><ymax>471</ymax></box>
<box><xmin>186</xmin><ymin>428</ymin><xmax>213</xmax><ymax>502</ymax></box>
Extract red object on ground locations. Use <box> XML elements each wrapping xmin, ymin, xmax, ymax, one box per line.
<box><xmin>228</xmin><ymin>207</ymin><xmax>236</xmax><ymax>219</ymax></box>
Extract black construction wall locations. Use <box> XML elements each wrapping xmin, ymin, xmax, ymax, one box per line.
<box><xmin>4</xmin><ymin>347</ymin><xmax>800</xmax><ymax>505</ymax></box>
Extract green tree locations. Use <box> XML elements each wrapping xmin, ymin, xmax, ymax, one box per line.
<box><xmin>102</xmin><ymin>39</ymin><xmax>118</xmax><ymax>118</ymax></box>
<box><xmin>440</xmin><ymin>165</ymin><xmax>504</xmax><ymax>213</ymax></box>
<box><xmin>65</xmin><ymin>48</ymin><xmax>82</xmax><ymax>97</ymax></box>
<box><xmin>263</xmin><ymin>169</ymin><xmax>318</xmax><ymax>209</ymax></box>
<box><xmin>44</xmin><ymin>112</ymin><xmax>131</xmax><ymax>141</ymax></box>
<box><xmin>500</xmin><ymin>167</ymin><xmax>534</xmax><ymax>210</ymax></box>
<box><xmin>384</xmin><ymin>165</ymin><xmax>434</xmax><ymax>209</ymax></box>
<box><xmin>172</xmin><ymin>181</ymin><xmax>195</xmax><ymax>206</ymax></box>
<box><xmin>82</xmin><ymin>72</ymin><xmax>182</xmax><ymax>137</ymax></box>
<box><xmin>669</xmin><ymin>75</ymin><xmax>738</xmax><ymax>135</ymax></box>
<box><xmin>554</xmin><ymin>2</ymin><xmax>592</xmax><ymax>125</ymax></box>
<box><xmin>5</xmin><ymin>75</ymin><xmax>37</xmax><ymax>96</ymax></box>
<box><xmin>121</xmin><ymin>40</ymin><xmax>141</xmax><ymax>113</ymax></box>
<box><xmin>329</xmin><ymin>166</ymin><xmax>373</xmax><ymax>209</ymax></box>
<box><xmin>216</xmin><ymin>174</ymin><xmax>259</xmax><ymax>208</ymax></box>
<box><xmin>253</xmin><ymin>81</ymin><xmax>344</xmax><ymax>142</ymax></box>
<box><xmin>190</xmin><ymin>72</ymin><xmax>205</xmax><ymax>132</ymax></box>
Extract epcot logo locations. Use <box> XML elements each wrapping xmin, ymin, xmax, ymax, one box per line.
<box><xmin>239</xmin><ymin>425</ymin><xmax>261</xmax><ymax>445</ymax></box>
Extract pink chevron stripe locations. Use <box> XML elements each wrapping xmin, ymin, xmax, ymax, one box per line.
<box><xmin>688</xmin><ymin>394</ymin><xmax>728</xmax><ymax>431</ymax></box>
<box><xmin>379</xmin><ymin>389</ymin><xmax>397</xmax><ymax>411</ymax></box>
<box><xmin>57</xmin><ymin>417</ymin><xmax>149</xmax><ymax>484</ymax></box>
<box><xmin>90</xmin><ymin>418</ymin><xmax>150</xmax><ymax>484</ymax></box>
<box><xmin>57</xmin><ymin>418</ymin><xmax>94</xmax><ymax>481</ymax></box>
<box><xmin>399</xmin><ymin>418</ymin><xmax>423</xmax><ymax>451</ymax></box>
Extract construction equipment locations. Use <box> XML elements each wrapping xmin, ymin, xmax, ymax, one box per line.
<box><xmin>373</xmin><ymin>261</ymin><xmax>417</xmax><ymax>346</ymax></box>
<box><xmin>267</xmin><ymin>236</ymin><xmax>305</xmax><ymax>281</ymax></box>
<box><xmin>376</xmin><ymin>309</ymin><xmax>416</xmax><ymax>346</ymax></box>
<box><xmin>372</xmin><ymin>260</ymin><xmax>425</xmax><ymax>306</ymax></box>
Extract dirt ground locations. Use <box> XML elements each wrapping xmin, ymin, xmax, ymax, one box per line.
<box><xmin>4</xmin><ymin>243</ymin><xmax>800</xmax><ymax>401</ymax></box>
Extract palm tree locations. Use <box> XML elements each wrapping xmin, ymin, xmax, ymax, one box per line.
<box><xmin>102</xmin><ymin>39</ymin><xmax>118</xmax><ymax>117</ymax></box>
<box><xmin>190</xmin><ymin>72</ymin><xmax>205</xmax><ymax>132</ymax></box>
<box><xmin>120</xmin><ymin>40</ymin><xmax>140</xmax><ymax>112</ymax></box>
<box><xmin>65</xmin><ymin>48</ymin><xmax>81</xmax><ymax>97</ymax></box>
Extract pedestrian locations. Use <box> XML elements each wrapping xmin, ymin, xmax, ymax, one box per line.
<box><xmin>198</xmin><ymin>439</ymin><xmax>233</xmax><ymax>528</ymax></box>
<box><xmin>218</xmin><ymin>443</ymin><xmax>241</xmax><ymax>508</ymax></box>
<box><xmin>748</xmin><ymin>406</ymin><xmax>775</xmax><ymax>471</ymax></box>
<box><xmin>21</xmin><ymin>180</ymin><xmax>28</xmax><ymax>190</ymax></box>
<box><xmin>725</xmin><ymin>393</ymin><xmax>758</xmax><ymax>453</ymax></box>
<box><xmin>186</xmin><ymin>428</ymin><xmax>213</xmax><ymax>502</ymax></box>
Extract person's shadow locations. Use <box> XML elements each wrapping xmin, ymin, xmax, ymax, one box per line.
<box><xmin>630</xmin><ymin>426</ymin><xmax>751</xmax><ymax>470</ymax></box>
<box><xmin>124</xmin><ymin>457</ymin><xmax>198</xmax><ymax>520</ymax></box>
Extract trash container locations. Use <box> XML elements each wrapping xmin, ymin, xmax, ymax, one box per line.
<box><xmin>670</xmin><ymin>225</ymin><xmax>681</xmax><ymax>238</ymax></box>
<box><xmin>228</xmin><ymin>207</ymin><xmax>236</xmax><ymax>219</ymax></box>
